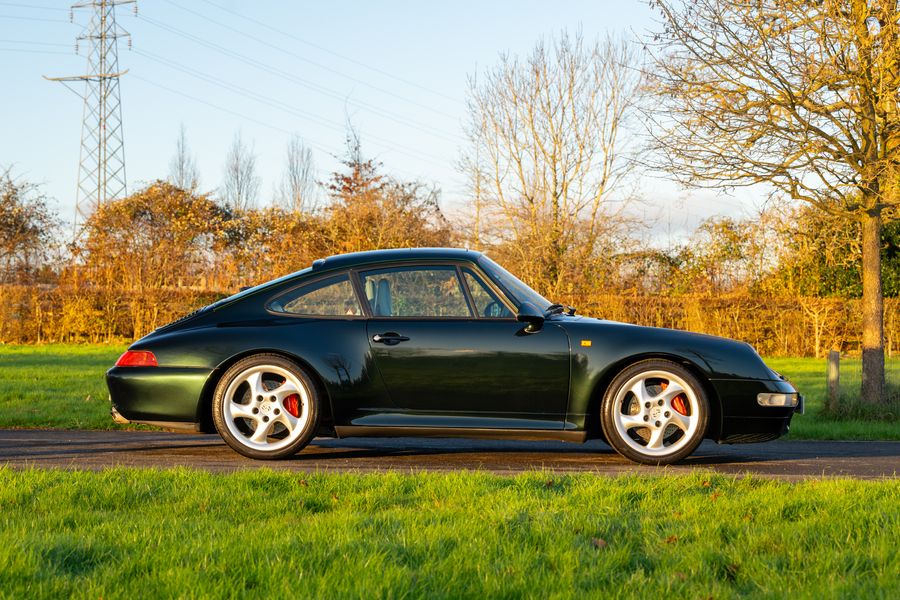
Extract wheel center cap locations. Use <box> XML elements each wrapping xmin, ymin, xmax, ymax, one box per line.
<box><xmin>261</xmin><ymin>402</ymin><xmax>273</xmax><ymax>413</ymax></box>
<box><xmin>650</xmin><ymin>406</ymin><xmax>662</xmax><ymax>420</ymax></box>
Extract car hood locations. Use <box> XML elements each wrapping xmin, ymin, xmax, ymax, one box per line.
<box><xmin>557</xmin><ymin>316</ymin><xmax>779</xmax><ymax>381</ymax></box>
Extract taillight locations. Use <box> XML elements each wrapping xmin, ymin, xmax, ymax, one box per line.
<box><xmin>115</xmin><ymin>350</ymin><xmax>158</xmax><ymax>367</ymax></box>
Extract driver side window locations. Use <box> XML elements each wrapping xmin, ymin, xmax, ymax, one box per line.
<box><xmin>462</xmin><ymin>269</ymin><xmax>514</xmax><ymax>318</ymax></box>
<box><xmin>360</xmin><ymin>266</ymin><xmax>472</xmax><ymax>318</ymax></box>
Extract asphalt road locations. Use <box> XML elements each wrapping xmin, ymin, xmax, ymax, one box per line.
<box><xmin>1</xmin><ymin>429</ymin><xmax>898</xmax><ymax>479</ymax></box>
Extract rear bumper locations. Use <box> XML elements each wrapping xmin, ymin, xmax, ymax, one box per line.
<box><xmin>106</xmin><ymin>365</ymin><xmax>212</xmax><ymax>426</ymax></box>
<box><xmin>110</xmin><ymin>404</ymin><xmax>202</xmax><ymax>432</ymax></box>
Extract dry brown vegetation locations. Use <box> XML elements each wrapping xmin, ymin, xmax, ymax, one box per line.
<box><xmin>3</xmin><ymin>158</ymin><xmax>900</xmax><ymax>355</ymax></box>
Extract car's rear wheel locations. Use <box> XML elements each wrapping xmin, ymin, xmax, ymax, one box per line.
<box><xmin>212</xmin><ymin>354</ymin><xmax>320</xmax><ymax>460</ymax></box>
<box><xmin>600</xmin><ymin>359</ymin><xmax>708</xmax><ymax>465</ymax></box>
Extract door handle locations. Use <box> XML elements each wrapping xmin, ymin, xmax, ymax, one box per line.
<box><xmin>372</xmin><ymin>332</ymin><xmax>410</xmax><ymax>345</ymax></box>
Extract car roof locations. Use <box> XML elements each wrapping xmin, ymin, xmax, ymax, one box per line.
<box><xmin>312</xmin><ymin>247</ymin><xmax>482</xmax><ymax>271</ymax></box>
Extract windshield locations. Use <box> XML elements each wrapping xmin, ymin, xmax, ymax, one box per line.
<box><xmin>477</xmin><ymin>256</ymin><xmax>552</xmax><ymax>310</ymax></box>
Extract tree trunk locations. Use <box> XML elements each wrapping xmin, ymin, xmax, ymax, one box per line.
<box><xmin>860</xmin><ymin>210</ymin><xmax>886</xmax><ymax>405</ymax></box>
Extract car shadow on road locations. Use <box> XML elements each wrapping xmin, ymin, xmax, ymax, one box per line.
<box><xmin>295</xmin><ymin>438</ymin><xmax>767</xmax><ymax>465</ymax></box>
<box><xmin>2</xmin><ymin>431</ymin><xmax>897</xmax><ymax>471</ymax></box>
<box><xmin>300</xmin><ymin>437</ymin><xmax>900</xmax><ymax>465</ymax></box>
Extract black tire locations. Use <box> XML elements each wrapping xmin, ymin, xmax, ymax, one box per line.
<box><xmin>212</xmin><ymin>354</ymin><xmax>320</xmax><ymax>460</ymax></box>
<box><xmin>600</xmin><ymin>359</ymin><xmax>709</xmax><ymax>465</ymax></box>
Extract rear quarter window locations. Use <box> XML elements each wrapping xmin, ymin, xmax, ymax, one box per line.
<box><xmin>269</xmin><ymin>274</ymin><xmax>362</xmax><ymax>316</ymax></box>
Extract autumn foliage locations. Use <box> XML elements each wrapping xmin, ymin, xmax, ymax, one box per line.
<box><xmin>0</xmin><ymin>150</ymin><xmax>454</xmax><ymax>343</ymax></box>
<box><xmin>4</xmin><ymin>167</ymin><xmax>900</xmax><ymax>354</ymax></box>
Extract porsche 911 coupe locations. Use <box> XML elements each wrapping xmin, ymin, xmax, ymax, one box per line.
<box><xmin>106</xmin><ymin>248</ymin><xmax>802</xmax><ymax>464</ymax></box>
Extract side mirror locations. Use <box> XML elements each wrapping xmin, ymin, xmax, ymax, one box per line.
<box><xmin>516</xmin><ymin>302</ymin><xmax>545</xmax><ymax>333</ymax></box>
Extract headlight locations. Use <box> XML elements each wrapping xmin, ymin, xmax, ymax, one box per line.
<box><xmin>757</xmin><ymin>392</ymin><xmax>799</xmax><ymax>407</ymax></box>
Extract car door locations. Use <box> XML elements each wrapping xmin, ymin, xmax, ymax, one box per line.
<box><xmin>360</xmin><ymin>263</ymin><xmax>571</xmax><ymax>429</ymax></box>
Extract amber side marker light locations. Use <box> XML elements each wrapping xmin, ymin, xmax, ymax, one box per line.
<box><xmin>115</xmin><ymin>350</ymin><xmax>158</xmax><ymax>367</ymax></box>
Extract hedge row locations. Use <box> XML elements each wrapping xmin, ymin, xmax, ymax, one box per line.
<box><xmin>5</xmin><ymin>284</ymin><xmax>900</xmax><ymax>357</ymax></box>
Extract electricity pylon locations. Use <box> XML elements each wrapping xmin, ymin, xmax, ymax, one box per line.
<box><xmin>45</xmin><ymin>0</ymin><xmax>136</xmax><ymax>231</ymax></box>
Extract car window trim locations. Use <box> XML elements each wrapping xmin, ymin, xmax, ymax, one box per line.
<box><xmin>455</xmin><ymin>264</ymin><xmax>478</xmax><ymax>317</ymax></box>
<box><xmin>264</xmin><ymin>270</ymin><xmax>366</xmax><ymax>320</ymax></box>
<box><xmin>354</xmin><ymin>260</ymin><xmax>510</xmax><ymax>321</ymax></box>
<box><xmin>458</xmin><ymin>265</ymin><xmax>517</xmax><ymax>320</ymax></box>
<box><xmin>348</xmin><ymin>268</ymin><xmax>373</xmax><ymax>318</ymax></box>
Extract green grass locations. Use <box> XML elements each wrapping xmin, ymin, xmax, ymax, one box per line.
<box><xmin>0</xmin><ymin>469</ymin><xmax>896</xmax><ymax>599</ymax></box>
<box><xmin>0</xmin><ymin>344</ymin><xmax>127</xmax><ymax>429</ymax></box>
<box><xmin>766</xmin><ymin>357</ymin><xmax>900</xmax><ymax>440</ymax></box>
<box><xmin>0</xmin><ymin>344</ymin><xmax>898</xmax><ymax>439</ymax></box>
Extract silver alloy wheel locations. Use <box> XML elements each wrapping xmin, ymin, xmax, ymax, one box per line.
<box><xmin>222</xmin><ymin>364</ymin><xmax>311</xmax><ymax>453</ymax></box>
<box><xmin>611</xmin><ymin>369</ymin><xmax>701</xmax><ymax>457</ymax></box>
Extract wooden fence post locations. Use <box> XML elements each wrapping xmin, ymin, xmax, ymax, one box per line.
<box><xmin>827</xmin><ymin>350</ymin><xmax>840</xmax><ymax>413</ymax></box>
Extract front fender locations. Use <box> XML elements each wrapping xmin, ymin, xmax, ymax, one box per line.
<box><xmin>560</xmin><ymin>318</ymin><xmax>774</xmax><ymax>431</ymax></box>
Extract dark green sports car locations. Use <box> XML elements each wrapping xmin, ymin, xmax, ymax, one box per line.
<box><xmin>107</xmin><ymin>248</ymin><xmax>802</xmax><ymax>464</ymax></box>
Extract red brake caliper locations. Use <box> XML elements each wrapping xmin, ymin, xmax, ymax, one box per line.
<box><xmin>283</xmin><ymin>394</ymin><xmax>300</xmax><ymax>418</ymax></box>
<box><xmin>661</xmin><ymin>381</ymin><xmax>688</xmax><ymax>415</ymax></box>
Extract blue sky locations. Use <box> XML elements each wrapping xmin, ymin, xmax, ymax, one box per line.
<box><xmin>0</xmin><ymin>0</ymin><xmax>759</xmax><ymax>240</ymax></box>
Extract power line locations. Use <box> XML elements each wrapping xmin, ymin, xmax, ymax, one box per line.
<box><xmin>130</xmin><ymin>74</ymin><xmax>459</xmax><ymax>191</ymax></box>
<box><xmin>130</xmin><ymin>73</ymin><xmax>341</xmax><ymax>161</ymax></box>
<box><xmin>197</xmin><ymin>0</ymin><xmax>463</xmax><ymax>106</ymax></box>
<box><xmin>136</xmin><ymin>13</ymin><xmax>464</xmax><ymax>144</ymax></box>
<box><xmin>0</xmin><ymin>14</ymin><xmax>70</xmax><ymax>23</ymax></box>
<box><xmin>0</xmin><ymin>2</ymin><xmax>67</xmax><ymax>11</ymax></box>
<box><xmin>131</xmin><ymin>48</ymin><xmax>452</xmax><ymax>168</ymax></box>
<box><xmin>0</xmin><ymin>47</ymin><xmax>72</xmax><ymax>55</ymax></box>
<box><xmin>135</xmin><ymin>12</ymin><xmax>463</xmax><ymax>141</ymax></box>
<box><xmin>0</xmin><ymin>39</ymin><xmax>71</xmax><ymax>46</ymax></box>
<box><xmin>133</xmin><ymin>49</ymin><xmax>460</xmax><ymax>159</ymax></box>
<box><xmin>155</xmin><ymin>0</ymin><xmax>461</xmax><ymax>122</ymax></box>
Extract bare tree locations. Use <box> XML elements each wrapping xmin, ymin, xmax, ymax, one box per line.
<box><xmin>221</xmin><ymin>130</ymin><xmax>261</xmax><ymax>210</ymax></box>
<box><xmin>276</xmin><ymin>134</ymin><xmax>317</xmax><ymax>213</ymax></box>
<box><xmin>167</xmin><ymin>124</ymin><xmax>200</xmax><ymax>191</ymax></box>
<box><xmin>460</xmin><ymin>31</ymin><xmax>641</xmax><ymax>298</ymax></box>
<box><xmin>647</xmin><ymin>0</ymin><xmax>900</xmax><ymax>404</ymax></box>
<box><xmin>0</xmin><ymin>168</ymin><xmax>58</xmax><ymax>283</ymax></box>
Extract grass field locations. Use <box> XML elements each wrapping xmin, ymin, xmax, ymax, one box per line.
<box><xmin>766</xmin><ymin>357</ymin><xmax>900</xmax><ymax>440</ymax></box>
<box><xmin>0</xmin><ymin>468</ymin><xmax>896</xmax><ymax>599</ymax></box>
<box><xmin>0</xmin><ymin>344</ymin><xmax>898</xmax><ymax>439</ymax></box>
<box><xmin>0</xmin><ymin>344</ymin><xmax>127</xmax><ymax>429</ymax></box>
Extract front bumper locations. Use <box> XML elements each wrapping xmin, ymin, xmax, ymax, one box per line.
<box><xmin>711</xmin><ymin>378</ymin><xmax>801</xmax><ymax>444</ymax></box>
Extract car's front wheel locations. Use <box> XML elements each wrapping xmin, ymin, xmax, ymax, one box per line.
<box><xmin>212</xmin><ymin>354</ymin><xmax>320</xmax><ymax>459</ymax></box>
<box><xmin>600</xmin><ymin>360</ymin><xmax>709</xmax><ymax>464</ymax></box>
